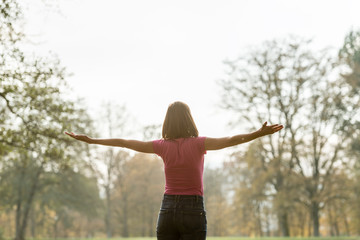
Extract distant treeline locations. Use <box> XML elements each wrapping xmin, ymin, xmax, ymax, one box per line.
<box><xmin>1</xmin><ymin>0</ymin><xmax>360</xmax><ymax>239</ymax></box>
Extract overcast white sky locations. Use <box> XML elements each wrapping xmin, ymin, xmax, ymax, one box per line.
<box><xmin>22</xmin><ymin>0</ymin><xmax>360</xmax><ymax>167</ymax></box>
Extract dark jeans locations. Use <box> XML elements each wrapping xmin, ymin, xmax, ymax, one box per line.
<box><xmin>156</xmin><ymin>194</ymin><xmax>207</xmax><ymax>240</ymax></box>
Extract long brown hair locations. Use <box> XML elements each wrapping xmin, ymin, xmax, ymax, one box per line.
<box><xmin>162</xmin><ymin>101</ymin><xmax>199</xmax><ymax>140</ymax></box>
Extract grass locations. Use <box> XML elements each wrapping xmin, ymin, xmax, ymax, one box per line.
<box><xmin>206</xmin><ymin>238</ymin><xmax>360</xmax><ymax>240</ymax></box>
<box><xmin>108</xmin><ymin>237</ymin><xmax>360</xmax><ymax>240</ymax></box>
<box><xmin>56</xmin><ymin>237</ymin><xmax>360</xmax><ymax>240</ymax></box>
<box><xmin>24</xmin><ymin>237</ymin><xmax>360</xmax><ymax>240</ymax></box>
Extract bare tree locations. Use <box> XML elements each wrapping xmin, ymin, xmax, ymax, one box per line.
<box><xmin>220</xmin><ymin>37</ymin><xmax>359</xmax><ymax>236</ymax></box>
<box><xmin>95</xmin><ymin>102</ymin><xmax>130</xmax><ymax>238</ymax></box>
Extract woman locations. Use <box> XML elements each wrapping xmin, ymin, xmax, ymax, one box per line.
<box><xmin>65</xmin><ymin>101</ymin><xmax>283</xmax><ymax>239</ymax></box>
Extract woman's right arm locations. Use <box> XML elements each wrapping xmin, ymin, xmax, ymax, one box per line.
<box><xmin>64</xmin><ymin>132</ymin><xmax>154</xmax><ymax>153</ymax></box>
<box><xmin>204</xmin><ymin>122</ymin><xmax>283</xmax><ymax>151</ymax></box>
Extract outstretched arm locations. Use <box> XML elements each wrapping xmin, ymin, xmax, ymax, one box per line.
<box><xmin>204</xmin><ymin>122</ymin><xmax>283</xmax><ymax>151</ymax></box>
<box><xmin>64</xmin><ymin>132</ymin><xmax>154</xmax><ymax>153</ymax></box>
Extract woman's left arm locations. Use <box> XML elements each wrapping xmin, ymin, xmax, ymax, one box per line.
<box><xmin>65</xmin><ymin>132</ymin><xmax>154</xmax><ymax>153</ymax></box>
<box><xmin>204</xmin><ymin>122</ymin><xmax>283</xmax><ymax>151</ymax></box>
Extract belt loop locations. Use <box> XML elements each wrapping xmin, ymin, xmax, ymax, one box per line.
<box><xmin>196</xmin><ymin>195</ymin><xmax>198</xmax><ymax>202</ymax></box>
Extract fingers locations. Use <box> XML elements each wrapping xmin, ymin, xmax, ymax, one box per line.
<box><xmin>266</xmin><ymin>124</ymin><xmax>283</xmax><ymax>128</ymax></box>
<box><xmin>263</xmin><ymin>122</ymin><xmax>284</xmax><ymax>128</ymax></box>
<box><xmin>262</xmin><ymin>123</ymin><xmax>284</xmax><ymax>133</ymax></box>
<box><xmin>272</xmin><ymin>125</ymin><xmax>283</xmax><ymax>132</ymax></box>
<box><xmin>65</xmin><ymin>131</ymin><xmax>77</xmax><ymax>138</ymax></box>
<box><xmin>268</xmin><ymin>123</ymin><xmax>280</xmax><ymax>127</ymax></box>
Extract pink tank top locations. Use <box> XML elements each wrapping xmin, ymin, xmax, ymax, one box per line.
<box><xmin>152</xmin><ymin>137</ymin><xmax>206</xmax><ymax>196</ymax></box>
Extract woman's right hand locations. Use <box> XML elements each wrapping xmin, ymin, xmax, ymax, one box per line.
<box><xmin>65</xmin><ymin>132</ymin><xmax>93</xmax><ymax>143</ymax></box>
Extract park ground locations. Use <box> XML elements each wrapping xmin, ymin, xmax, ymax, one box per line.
<box><xmin>103</xmin><ymin>238</ymin><xmax>360</xmax><ymax>240</ymax></box>
<box><xmin>24</xmin><ymin>237</ymin><xmax>360</xmax><ymax>240</ymax></box>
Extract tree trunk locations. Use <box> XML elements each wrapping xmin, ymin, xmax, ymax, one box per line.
<box><xmin>342</xmin><ymin>212</ymin><xmax>350</xmax><ymax>236</ymax></box>
<box><xmin>122</xmin><ymin>194</ymin><xmax>129</xmax><ymax>237</ymax></box>
<box><xmin>327</xmin><ymin>205</ymin><xmax>334</xmax><ymax>236</ymax></box>
<box><xmin>15</xmin><ymin>165</ymin><xmax>43</xmax><ymax>240</ymax></box>
<box><xmin>307</xmin><ymin>212</ymin><xmax>312</xmax><ymax>236</ymax></box>
<box><xmin>278</xmin><ymin>211</ymin><xmax>290</xmax><ymax>236</ymax></box>
<box><xmin>15</xmin><ymin>199</ymin><xmax>23</xmax><ymax>240</ymax></box>
<box><xmin>311</xmin><ymin>202</ymin><xmax>320</xmax><ymax>236</ymax></box>
<box><xmin>105</xmin><ymin>148</ymin><xmax>114</xmax><ymax>239</ymax></box>
<box><xmin>105</xmin><ymin>184</ymin><xmax>112</xmax><ymax>238</ymax></box>
<box><xmin>7</xmin><ymin>210</ymin><xmax>13</xmax><ymax>238</ymax></box>
<box><xmin>15</xmin><ymin>168</ymin><xmax>24</xmax><ymax>240</ymax></box>
<box><xmin>256</xmin><ymin>206</ymin><xmax>263</xmax><ymax>237</ymax></box>
<box><xmin>30</xmin><ymin>208</ymin><xmax>36</xmax><ymax>238</ymax></box>
<box><xmin>299</xmin><ymin>211</ymin><xmax>306</xmax><ymax>237</ymax></box>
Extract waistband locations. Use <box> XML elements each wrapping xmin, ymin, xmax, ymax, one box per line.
<box><xmin>161</xmin><ymin>194</ymin><xmax>205</xmax><ymax>210</ymax></box>
<box><xmin>163</xmin><ymin>194</ymin><xmax>203</xmax><ymax>201</ymax></box>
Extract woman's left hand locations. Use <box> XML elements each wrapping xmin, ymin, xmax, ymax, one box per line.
<box><xmin>259</xmin><ymin>122</ymin><xmax>283</xmax><ymax>136</ymax></box>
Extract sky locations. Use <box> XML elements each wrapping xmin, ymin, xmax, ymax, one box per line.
<box><xmin>21</xmin><ymin>0</ymin><xmax>360</xmax><ymax>167</ymax></box>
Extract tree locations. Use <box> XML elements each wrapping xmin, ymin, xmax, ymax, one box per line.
<box><xmin>39</xmin><ymin>168</ymin><xmax>102</xmax><ymax>238</ymax></box>
<box><xmin>220</xmin><ymin>36</ymin><xmax>359</xmax><ymax>236</ymax></box>
<box><xmin>0</xmin><ymin>1</ymin><xmax>94</xmax><ymax>239</ymax></box>
<box><xmin>111</xmin><ymin>152</ymin><xmax>163</xmax><ymax>237</ymax></box>
<box><xmin>95</xmin><ymin>102</ymin><xmax>130</xmax><ymax>238</ymax></box>
<box><xmin>339</xmin><ymin>29</ymin><xmax>360</xmax><ymax>235</ymax></box>
<box><xmin>225</xmin><ymin>141</ymin><xmax>278</xmax><ymax>237</ymax></box>
<box><xmin>339</xmin><ymin>29</ymin><xmax>360</xmax><ymax>91</ymax></box>
<box><xmin>204</xmin><ymin>166</ymin><xmax>231</xmax><ymax>236</ymax></box>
